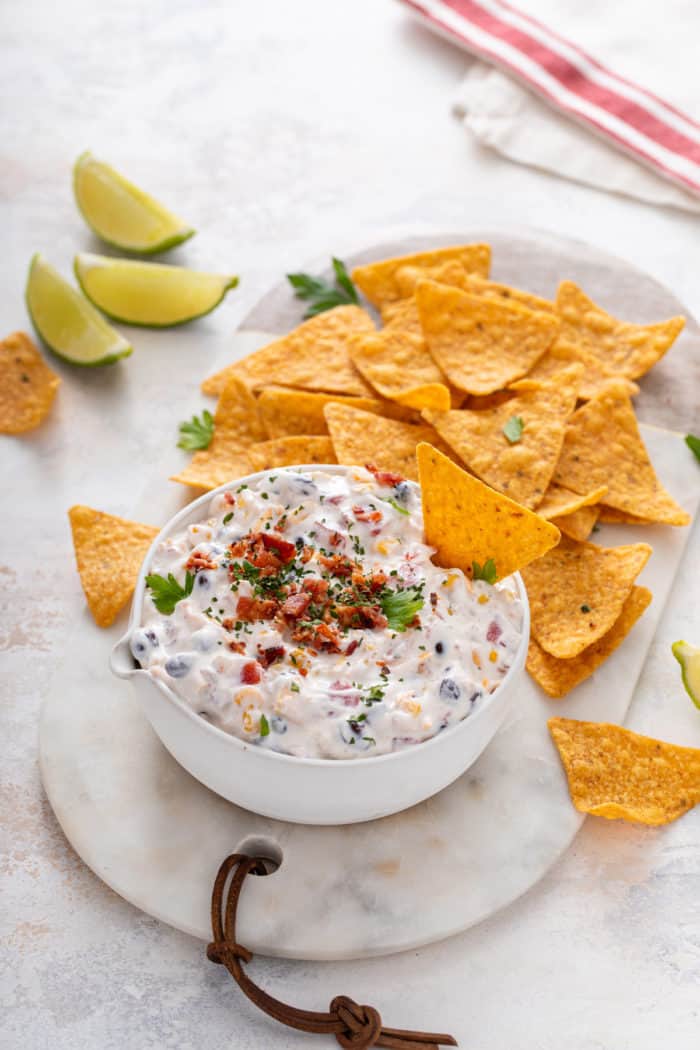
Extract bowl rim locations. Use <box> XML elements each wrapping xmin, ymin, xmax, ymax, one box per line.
<box><xmin>116</xmin><ymin>464</ymin><xmax>530</xmax><ymax>769</ymax></box>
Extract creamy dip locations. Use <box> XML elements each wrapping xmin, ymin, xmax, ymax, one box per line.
<box><xmin>132</xmin><ymin>466</ymin><xmax>523</xmax><ymax>759</ymax></box>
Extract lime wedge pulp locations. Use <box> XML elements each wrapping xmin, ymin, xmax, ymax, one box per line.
<box><xmin>74</xmin><ymin>253</ymin><xmax>238</xmax><ymax>328</ymax></box>
<box><xmin>26</xmin><ymin>254</ymin><xmax>132</xmax><ymax>367</ymax></box>
<box><xmin>73</xmin><ymin>151</ymin><xmax>195</xmax><ymax>254</ymax></box>
<box><xmin>672</xmin><ymin>640</ymin><xmax>700</xmax><ymax>709</ymax></box>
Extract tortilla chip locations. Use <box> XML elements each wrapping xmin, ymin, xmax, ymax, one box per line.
<box><xmin>201</xmin><ymin>306</ymin><xmax>375</xmax><ymax>397</ymax></box>
<box><xmin>523</xmin><ymin>341</ymin><xmax>640</xmax><ymax>401</ymax></box>
<box><xmin>422</xmin><ymin>365</ymin><xmax>582</xmax><ymax>508</ymax></box>
<box><xmin>416</xmin><ymin>280</ymin><xmax>559</xmax><ymax>395</ymax></box>
<box><xmin>554</xmin><ymin>389</ymin><xmax>690</xmax><ymax>525</ymax></box>
<box><xmin>350</xmin><ymin>326</ymin><xmax>451</xmax><ymax>412</ymax></box>
<box><xmin>171</xmin><ymin>377</ymin><xmax>265</xmax><ymax>490</ymax></box>
<box><xmin>556</xmin><ymin>280</ymin><xmax>685</xmax><ymax>381</ymax></box>
<box><xmin>549</xmin><ymin>503</ymin><xmax>600</xmax><ymax>542</ymax></box>
<box><xmin>416</xmin><ymin>443</ymin><xmax>560</xmax><ymax>581</ymax></box>
<box><xmin>521</xmin><ymin>535</ymin><xmax>651</xmax><ymax>658</ymax></box>
<box><xmin>458</xmin><ymin>273</ymin><xmax>555</xmax><ymax>314</ymax></box>
<box><xmin>0</xmin><ymin>331</ymin><xmax>60</xmax><ymax>433</ymax></box>
<box><xmin>324</xmin><ymin>404</ymin><xmax>455</xmax><ymax>482</ymax></box>
<box><xmin>548</xmin><ymin>717</ymin><xmax>700</xmax><ymax>825</ymax></box>
<box><xmin>68</xmin><ymin>506</ymin><xmax>158</xmax><ymax>628</ymax></box>
<box><xmin>257</xmin><ymin>387</ymin><xmax>417</xmax><ymax>438</ymax></box>
<box><xmin>536</xmin><ymin>482</ymin><xmax>608</xmax><ymax>520</ymax></box>
<box><xmin>247</xmin><ymin>436</ymin><xmax>336</xmax><ymax>472</ymax></box>
<box><xmin>597</xmin><ymin>505</ymin><xmax>655</xmax><ymax>525</ymax></box>
<box><xmin>380</xmin><ymin>297</ymin><xmax>424</xmax><ymax>332</ymax></box>
<box><xmin>352</xmin><ymin>244</ymin><xmax>491</xmax><ymax>308</ymax></box>
<box><xmin>528</xmin><ymin>586</ymin><xmax>651</xmax><ymax>697</ymax></box>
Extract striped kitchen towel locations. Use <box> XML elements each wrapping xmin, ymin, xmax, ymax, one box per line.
<box><xmin>401</xmin><ymin>0</ymin><xmax>700</xmax><ymax>210</ymax></box>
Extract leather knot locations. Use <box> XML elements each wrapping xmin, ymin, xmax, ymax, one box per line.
<box><xmin>331</xmin><ymin>995</ymin><xmax>383</xmax><ymax>1049</ymax></box>
<box><xmin>206</xmin><ymin>940</ymin><xmax>253</xmax><ymax>965</ymax></box>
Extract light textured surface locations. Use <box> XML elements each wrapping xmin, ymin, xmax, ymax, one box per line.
<box><xmin>2</xmin><ymin>1</ymin><xmax>700</xmax><ymax>1048</ymax></box>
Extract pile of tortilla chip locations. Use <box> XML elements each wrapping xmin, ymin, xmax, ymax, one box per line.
<box><xmin>71</xmin><ymin>243</ymin><xmax>690</xmax><ymax>696</ymax></box>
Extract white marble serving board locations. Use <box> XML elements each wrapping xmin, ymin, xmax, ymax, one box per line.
<box><xmin>39</xmin><ymin>422</ymin><xmax>699</xmax><ymax>960</ymax></box>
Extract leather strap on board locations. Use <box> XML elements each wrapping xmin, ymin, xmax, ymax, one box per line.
<box><xmin>207</xmin><ymin>853</ymin><xmax>458</xmax><ymax>1050</ymax></box>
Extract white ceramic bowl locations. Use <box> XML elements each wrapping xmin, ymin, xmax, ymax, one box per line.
<box><xmin>111</xmin><ymin>466</ymin><xmax>530</xmax><ymax>825</ymax></box>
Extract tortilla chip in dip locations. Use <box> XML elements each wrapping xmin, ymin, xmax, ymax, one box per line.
<box><xmin>417</xmin><ymin>442</ymin><xmax>560</xmax><ymax>581</ymax></box>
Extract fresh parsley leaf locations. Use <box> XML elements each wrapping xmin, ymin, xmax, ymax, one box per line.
<box><xmin>146</xmin><ymin>571</ymin><xmax>194</xmax><ymax>614</ymax></box>
<box><xmin>259</xmin><ymin>714</ymin><xmax>270</xmax><ymax>737</ymax></box>
<box><xmin>223</xmin><ymin>512</ymin><xmax>233</xmax><ymax>524</ymax></box>
<box><xmin>380</xmin><ymin>586</ymin><xmax>424</xmax><ymax>632</ymax></box>
<box><xmin>178</xmin><ymin>409</ymin><xmax>214</xmax><ymax>451</ymax></box>
<box><xmin>380</xmin><ymin>496</ymin><xmax>409</xmax><ymax>516</ymax></box>
<box><xmin>472</xmin><ymin>559</ymin><xmax>497</xmax><ymax>584</ymax></box>
<box><xmin>286</xmin><ymin>257</ymin><xmax>359</xmax><ymax>318</ymax></box>
<box><xmin>502</xmin><ymin>415</ymin><xmax>524</xmax><ymax>444</ymax></box>
<box><xmin>686</xmin><ymin>433</ymin><xmax>700</xmax><ymax>463</ymax></box>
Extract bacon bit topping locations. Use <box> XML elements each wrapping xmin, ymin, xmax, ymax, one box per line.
<box><xmin>291</xmin><ymin>620</ymin><xmax>342</xmax><ymax>652</ymax></box>
<box><xmin>329</xmin><ymin>531</ymin><xmax>343</xmax><ymax>547</ymax></box>
<box><xmin>280</xmin><ymin>591</ymin><xmax>312</xmax><ymax>620</ymax></box>
<box><xmin>240</xmin><ymin>661</ymin><xmax>262</xmax><ymax>684</ymax></box>
<box><xmin>302</xmin><ymin>577</ymin><xmax>329</xmax><ymax>602</ymax></box>
<box><xmin>260</xmin><ymin>531</ymin><xmax>296</xmax><ymax>562</ymax></box>
<box><xmin>228</xmin><ymin>640</ymin><xmax>246</xmax><ymax>654</ymax></box>
<box><xmin>236</xmin><ymin>595</ymin><xmax>279</xmax><ymax>621</ymax></box>
<box><xmin>486</xmin><ymin>620</ymin><xmax>502</xmax><ymax>643</ymax></box>
<box><xmin>257</xmin><ymin>644</ymin><xmax>286</xmax><ymax>668</ymax></box>
<box><xmin>223</xmin><ymin>491</ymin><xmax>235</xmax><ymax>506</ymax></box>
<box><xmin>319</xmin><ymin>553</ymin><xmax>355</xmax><ymax>577</ymax></box>
<box><xmin>185</xmin><ymin>551</ymin><xmax>217</xmax><ymax>572</ymax></box>
<box><xmin>430</xmin><ymin>591</ymin><xmax>438</xmax><ymax>609</ymax></box>
<box><xmin>365</xmin><ymin>463</ymin><xmax>405</xmax><ymax>487</ymax></box>
<box><xmin>334</xmin><ymin>605</ymin><xmax>388</xmax><ymax>630</ymax></box>
<box><xmin>352</xmin><ymin>505</ymin><xmax>382</xmax><ymax>523</ymax></box>
<box><xmin>345</xmin><ymin>638</ymin><xmax>360</xmax><ymax>656</ymax></box>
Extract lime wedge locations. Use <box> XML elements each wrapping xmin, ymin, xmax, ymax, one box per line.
<box><xmin>672</xmin><ymin>640</ymin><xmax>700</xmax><ymax>709</ymax></box>
<box><xmin>73</xmin><ymin>151</ymin><xmax>195</xmax><ymax>254</ymax></box>
<box><xmin>26</xmin><ymin>254</ymin><xmax>132</xmax><ymax>367</ymax></box>
<box><xmin>74</xmin><ymin>253</ymin><xmax>238</xmax><ymax>328</ymax></box>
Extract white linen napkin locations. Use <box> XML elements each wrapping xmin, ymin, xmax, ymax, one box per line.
<box><xmin>402</xmin><ymin>0</ymin><xmax>700</xmax><ymax>213</ymax></box>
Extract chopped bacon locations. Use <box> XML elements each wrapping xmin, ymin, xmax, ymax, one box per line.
<box><xmin>300</xmin><ymin>546</ymin><xmax>314</xmax><ymax>563</ymax></box>
<box><xmin>280</xmin><ymin>592</ymin><xmax>312</xmax><ymax>620</ymax></box>
<box><xmin>291</xmin><ymin>620</ymin><xmax>341</xmax><ymax>652</ymax></box>
<box><xmin>333</xmin><ymin>604</ymin><xmax>388</xmax><ymax>630</ymax></box>
<box><xmin>302</xmin><ymin>577</ymin><xmax>329</xmax><ymax>602</ymax></box>
<box><xmin>257</xmin><ymin>644</ymin><xmax>286</xmax><ymax>668</ymax></box>
<box><xmin>185</xmin><ymin>551</ymin><xmax>217</xmax><ymax>572</ymax></box>
<box><xmin>223</xmin><ymin>491</ymin><xmax>235</xmax><ymax>506</ymax></box>
<box><xmin>236</xmin><ymin>595</ymin><xmax>279</xmax><ymax>621</ymax></box>
<box><xmin>329</xmin><ymin>531</ymin><xmax>344</xmax><ymax>547</ymax></box>
<box><xmin>345</xmin><ymin>638</ymin><xmax>360</xmax><ymax>656</ymax></box>
<box><xmin>260</xmin><ymin>532</ymin><xmax>296</xmax><ymax>562</ymax></box>
<box><xmin>228</xmin><ymin>640</ymin><xmax>246</xmax><ymax>654</ymax></box>
<box><xmin>369</xmin><ymin>569</ymin><xmax>387</xmax><ymax>592</ymax></box>
<box><xmin>365</xmin><ymin>463</ymin><xmax>405</xmax><ymax>487</ymax></box>
<box><xmin>352</xmin><ymin>505</ymin><xmax>382</xmax><ymax>523</ymax></box>
<box><xmin>319</xmin><ymin>553</ymin><xmax>355</xmax><ymax>577</ymax></box>
<box><xmin>240</xmin><ymin>660</ymin><xmax>262</xmax><ymax>684</ymax></box>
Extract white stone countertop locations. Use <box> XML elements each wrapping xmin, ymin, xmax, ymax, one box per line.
<box><xmin>2</xmin><ymin>2</ymin><xmax>699</xmax><ymax>1048</ymax></box>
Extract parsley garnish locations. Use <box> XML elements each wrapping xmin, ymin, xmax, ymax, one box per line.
<box><xmin>286</xmin><ymin>257</ymin><xmax>359</xmax><ymax>318</ymax></box>
<box><xmin>686</xmin><ymin>434</ymin><xmax>700</xmax><ymax>463</ymax></box>
<box><xmin>177</xmin><ymin>410</ymin><xmax>214</xmax><ymax>451</ymax></box>
<box><xmin>472</xmin><ymin>559</ymin><xmax>497</xmax><ymax>584</ymax></box>
<box><xmin>580</xmin><ymin>604</ymin><xmax>591</xmax><ymax>613</ymax></box>
<box><xmin>363</xmin><ymin>684</ymin><xmax>385</xmax><ymax>705</ymax></box>
<box><xmin>259</xmin><ymin>714</ymin><xmax>270</xmax><ymax>737</ymax></box>
<box><xmin>146</xmin><ymin>571</ymin><xmax>194</xmax><ymax>614</ymax></box>
<box><xmin>290</xmin><ymin>681</ymin><xmax>300</xmax><ymax>693</ymax></box>
<box><xmin>380</xmin><ymin>496</ymin><xmax>409</xmax><ymax>516</ymax></box>
<box><xmin>223</xmin><ymin>512</ymin><xmax>233</xmax><ymax>525</ymax></box>
<box><xmin>502</xmin><ymin>416</ymin><xmax>524</xmax><ymax>444</ymax></box>
<box><xmin>380</xmin><ymin>586</ymin><xmax>424</xmax><ymax>632</ymax></box>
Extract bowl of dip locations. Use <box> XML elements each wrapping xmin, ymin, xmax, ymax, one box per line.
<box><xmin>111</xmin><ymin>464</ymin><xmax>529</xmax><ymax>824</ymax></box>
